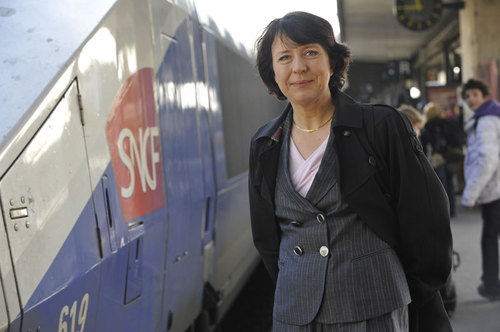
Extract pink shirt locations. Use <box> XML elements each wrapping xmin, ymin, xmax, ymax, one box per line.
<box><xmin>289</xmin><ymin>136</ymin><xmax>329</xmax><ymax>198</ymax></box>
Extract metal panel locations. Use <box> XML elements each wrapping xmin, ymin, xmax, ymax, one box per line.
<box><xmin>157</xmin><ymin>17</ymin><xmax>205</xmax><ymax>332</ymax></box>
<box><xmin>0</xmin><ymin>80</ymin><xmax>96</xmax><ymax>310</ymax></box>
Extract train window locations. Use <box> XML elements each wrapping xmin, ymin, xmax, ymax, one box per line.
<box><xmin>215</xmin><ymin>40</ymin><xmax>284</xmax><ymax>179</ymax></box>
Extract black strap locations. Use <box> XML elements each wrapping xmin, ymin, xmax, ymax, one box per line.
<box><xmin>354</xmin><ymin>105</ymin><xmax>375</xmax><ymax>156</ymax></box>
<box><xmin>355</xmin><ymin>104</ymin><xmax>423</xmax><ymax>199</ymax></box>
<box><xmin>390</xmin><ymin>106</ymin><xmax>425</xmax><ymax>155</ymax></box>
<box><xmin>355</xmin><ymin>105</ymin><xmax>387</xmax><ymax>171</ymax></box>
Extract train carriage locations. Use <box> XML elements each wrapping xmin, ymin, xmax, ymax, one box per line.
<box><xmin>0</xmin><ymin>0</ymin><xmax>283</xmax><ymax>331</ymax></box>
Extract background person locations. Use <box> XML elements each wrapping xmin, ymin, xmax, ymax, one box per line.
<box><xmin>461</xmin><ymin>78</ymin><xmax>500</xmax><ymax>300</ymax></box>
<box><xmin>420</xmin><ymin>102</ymin><xmax>464</xmax><ymax>217</ymax></box>
<box><xmin>398</xmin><ymin>104</ymin><xmax>424</xmax><ymax>137</ymax></box>
<box><xmin>249</xmin><ymin>11</ymin><xmax>452</xmax><ymax>332</ymax></box>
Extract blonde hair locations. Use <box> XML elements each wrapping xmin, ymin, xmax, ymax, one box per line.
<box><xmin>399</xmin><ymin>104</ymin><xmax>424</xmax><ymax>128</ymax></box>
<box><xmin>423</xmin><ymin>102</ymin><xmax>444</xmax><ymax>121</ymax></box>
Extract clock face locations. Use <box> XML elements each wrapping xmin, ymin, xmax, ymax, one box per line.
<box><xmin>395</xmin><ymin>0</ymin><xmax>443</xmax><ymax>31</ymax></box>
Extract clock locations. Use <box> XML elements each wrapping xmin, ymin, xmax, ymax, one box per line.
<box><xmin>395</xmin><ymin>0</ymin><xmax>443</xmax><ymax>31</ymax></box>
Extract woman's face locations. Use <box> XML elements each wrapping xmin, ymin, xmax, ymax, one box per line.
<box><xmin>464</xmin><ymin>88</ymin><xmax>487</xmax><ymax>111</ymax></box>
<box><xmin>271</xmin><ymin>36</ymin><xmax>333</xmax><ymax>107</ymax></box>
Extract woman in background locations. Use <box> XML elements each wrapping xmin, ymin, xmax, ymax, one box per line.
<box><xmin>398</xmin><ymin>104</ymin><xmax>424</xmax><ymax>137</ymax></box>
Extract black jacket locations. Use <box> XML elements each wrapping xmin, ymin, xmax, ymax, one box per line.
<box><xmin>420</xmin><ymin>116</ymin><xmax>465</xmax><ymax>161</ymax></box>
<box><xmin>249</xmin><ymin>91</ymin><xmax>453</xmax><ymax>331</ymax></box>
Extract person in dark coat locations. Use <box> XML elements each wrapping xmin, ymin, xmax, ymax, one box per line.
<box><xmin>249</xmin><ymin>11</ymin><xmax>452</xmax><ymax>332</ymax></box>
<box><xmin>420</xmin><ymin>102</ymin><xmax>465</xmax><ymax>217</ymax></box>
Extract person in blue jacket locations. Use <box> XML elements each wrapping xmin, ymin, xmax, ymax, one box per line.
<box><xmin>249</xmin><ymin>11</ymin><xmax>452</xmax><ymax>332</ymax></box>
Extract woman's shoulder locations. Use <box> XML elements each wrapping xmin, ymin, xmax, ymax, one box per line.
<box><xmin>369</xmin><ymin>103</ymin><xmax>411</xmax><ymax>130</ymax></box>
<box><xmin>350</xmin><ymin>103</ymin><xmax>416</xmax><ymax>147</ymax></box>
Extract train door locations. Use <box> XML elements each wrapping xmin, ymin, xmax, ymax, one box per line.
<box><xmin>192</xmin><ymin>21</ymin><xmax>218</xmax><ymax>284</ymax></box>
<box><xmin>0</xmin><ymin>79</ymin><xmax>101</xmax><ymax>331</ymax></box>
<box><xmin>92</xmin><ymin>66</ymin><xmax>165</xmax><ymax>332</ymax></box>
<box><xmin>156</xmin><ymin>16</ymin><xmax>207</xmax><ymax>332</ymax></box>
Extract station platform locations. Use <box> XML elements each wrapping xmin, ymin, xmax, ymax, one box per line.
<box><xmin>450</xmin><ymin>201</ymin><xmax>500</xmax><ymax>332</ymax></box>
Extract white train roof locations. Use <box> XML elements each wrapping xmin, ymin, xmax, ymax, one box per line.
<box><xmin>0</xmin><ymin>0</ymin><xmax>243</xmax><ymax>151</ymax></box>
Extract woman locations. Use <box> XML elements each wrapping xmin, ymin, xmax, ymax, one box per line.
<box><xmin>249</xmin><ymin>12</ymin><xmax>452</xmax><ymax>331</ymax></box>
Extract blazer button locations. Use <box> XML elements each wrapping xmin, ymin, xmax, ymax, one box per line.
<box><xmin>290</xmin><ymin>220</ymin><xmax>303</xmax><ymax>227</ymax></box>
<box><xmin>343</xmin><ymin>130</ymin><xmax>351</xmax><ymax>136</ymax></box>
<box><xmin>316</xmin><ymin>214</ymin><xmax>325</xmax><ymax>223</ymax></box>
<box><xmin>293</xmin><ymin>246</ymin><xmax>304</xmax><ymax>256</ymax></box>
<box><xmin>368</xmin><ymin>156</ymin><xmax>376</xmax><ymax>167</ymax></box>
<box><xmin>319</xmin><ymin>246</ymin><xmax>329</xmax><ymax>257</ymax></box>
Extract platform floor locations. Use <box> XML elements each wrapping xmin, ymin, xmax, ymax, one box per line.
<box><xmin>450</xmin><ymin>202</ymin><xmax>500</xmax><ymax>332</ymax></box>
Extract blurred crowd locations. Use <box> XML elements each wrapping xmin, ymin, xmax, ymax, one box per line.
<box><xmin>399</xmin><ymin>100</ymin><xmax>465</xmax><ymax>218</ymax></box>
<box><xmin>399</xmin><ymin>78</ymin><xmax>500</xmax><ymax>303</ymax></box>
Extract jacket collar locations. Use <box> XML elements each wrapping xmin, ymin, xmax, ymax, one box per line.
<box><xmin>472</xmin><ymin>99</ymin><xmax>500</xmax><ymax>119</ymax></box>
<box><xmin>333</xmin><ymin>90</ymin><xmax>364</xmax><ymax>129</ymax></box>
<box><xmin>252</xmin><ymin>90</ymin><xmax>364</xmax><ymax>144</ymax></box>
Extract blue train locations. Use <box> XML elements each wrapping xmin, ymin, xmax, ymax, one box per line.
<box><xmin>0</xmin><ymin>0</ymin><xmax>283</xmax><ymax>331</ymax></box>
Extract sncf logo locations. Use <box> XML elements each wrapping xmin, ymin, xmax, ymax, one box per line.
<box><xmin>117</xmin><ymin>126</ymin><xmax>160</xmax><ymax>198</ymax></box>
<box><xmin>106</xmin><ymin>68</ymin><xmax>165</xmax><ymax>222</ymax></box>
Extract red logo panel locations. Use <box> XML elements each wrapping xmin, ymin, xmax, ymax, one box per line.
<box><xmin>106</xmin><ymin>68</ymin><xmax>165</xmax><ymax>222</ymax></box>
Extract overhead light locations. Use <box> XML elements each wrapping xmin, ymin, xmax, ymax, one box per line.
<box><xmin>410</xmin><ymin>87</ymin><xmax>421</xmax><ymax>99</ymax></box>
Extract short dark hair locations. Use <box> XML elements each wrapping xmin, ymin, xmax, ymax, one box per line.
<box><xmin>255</xmin><ymin>11</ymin><xmax>351</xmax><ymax>100</ymax></box>
<box><xmin>462</xmin><ymin>78</ymin><xmax>489</xmax><ymax>99</ymax></box>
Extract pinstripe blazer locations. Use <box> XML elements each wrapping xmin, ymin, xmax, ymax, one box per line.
<box><xmin>272</xmin><ymin>113</ymin><xmax>410</xmax><ymax>325</ymax></box>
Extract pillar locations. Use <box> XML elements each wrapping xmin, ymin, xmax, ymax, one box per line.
<box><xmin>460</xmin><ymin>0</ymin><xmax>500</xmax><ymax>98</ymax></box>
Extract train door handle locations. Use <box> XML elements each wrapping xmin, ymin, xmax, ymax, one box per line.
<box><xmin>124</xmin><ymin>221</ymin><xmax>144</xmax><ymax>304</ymax></box>
<box><xmin>101</xmin><ymin>175</ymin><xmax>118</xmax><ymax>252</ymax></box>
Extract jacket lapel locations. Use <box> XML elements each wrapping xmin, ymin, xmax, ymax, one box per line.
<box><xmin>254</xmin><ymin>105</ymin><xmax>291</xmax><ymax>204</ymax></box>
